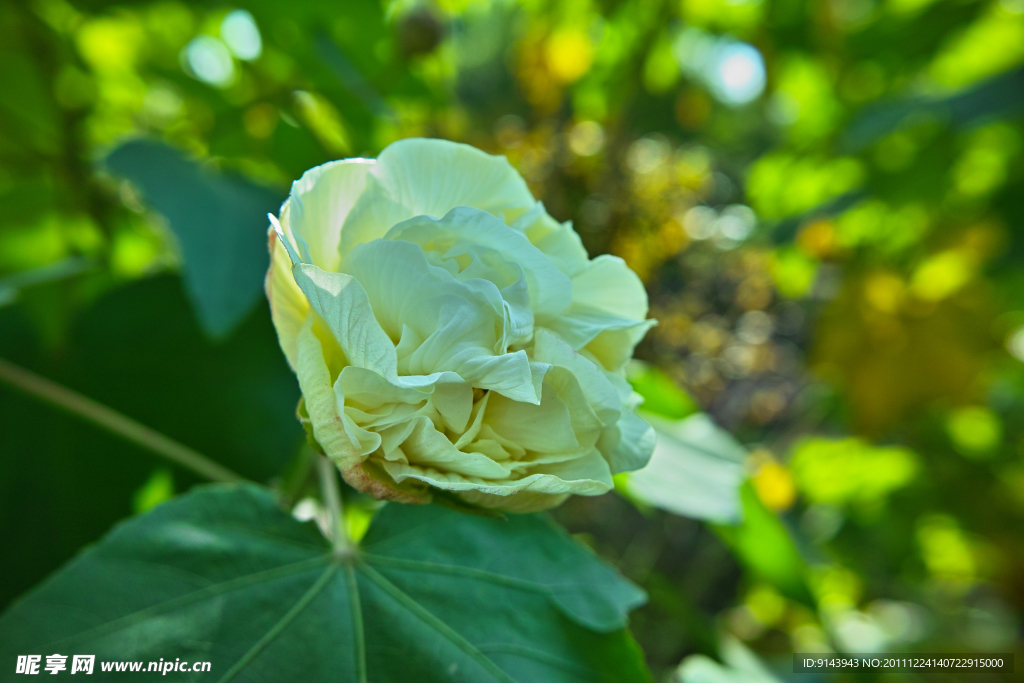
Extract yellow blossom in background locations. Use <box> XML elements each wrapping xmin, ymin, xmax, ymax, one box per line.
<box><xmin>545</xmin><ymin>28</ymin><xmax>593</xmax><ymax>83</ymax></box>
<box><xmin>750</xmin><ymin>450</ymin><xmax>796</xmax><ymax>511</ymax></box>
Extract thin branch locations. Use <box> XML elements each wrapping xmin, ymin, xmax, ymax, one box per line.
<box><xmin>316</xmin><ymin>455</ymin><xmax>351</xmax><ymax>555</ymax></box>
<box><xmin>0</xmin><ymin>357</ymin><xmax>245</xmax><ymax>484</ymax></box>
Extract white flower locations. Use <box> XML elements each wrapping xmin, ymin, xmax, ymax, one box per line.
<box><xmin>267</xmin><ymin>138</ymin><xmax>655</xmax><ymax>512</ymax></box>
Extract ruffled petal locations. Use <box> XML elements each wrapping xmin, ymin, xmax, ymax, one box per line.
<box><xmin>484</xmin><ymin>381</ymin><xmax>580</xmax><ymax>454</ymax></box>
<box><xmin>512</xmin><ymin>204</ymin><xmax>591</xmax><ymax>279</ymax></box>
<box><xmin>267</xmin><ymin>138</ymin><xmax>658</xmax><ymax>512</ymax></box>
<box><xmin>292</xmin><ymin>263</ymin><xmax>399</xmax><ymax>378</ymax></box>
<box><xmin>294</xmin><ymin>317</ymin><xmax>360</xmax><ymax>470</ymax></box>
<box><xmin>537</xmin><ymin>254</ymin><xmax>655</xmax><ymax>371</ymax></box>
<box><xmin>342</xmin><ymin>238</ymin><xmax>539</xmax><ymax>402</ymax></box>
<box><xmin>340</xmin><ymin>138</ymin><xmax>535</xmax><ymax>253</ymax></box>
<box><xmin>381</xmin><ymin>446</ymin><xmax>612</xmax><ymax>497</ymax></box>
<box><xmin>386</xmin><ymin>207</ymin><xmax>573</xmax><ymax>317</ymax></box>
<box><xmin>532</xmin><ymin>328</ymin><xmax>621</xmax><ymax>427</ymax></box>
<box><xmin>396</xmin><ymin>416</ymin><xmax>515</xmax><ymax>479</ymax></box>
<box><xmin>265</xmin><ymin>228</ymin><xmax>309</xmax><ymax>370</ymax></box>
<box><xmin>598</xmin><ymin>408</ymin><xmax>656</xmax><ymax>474</ymax></box>
<box><xmin>571</xmin><ymin>254</ymin><xmax>649</xmax><ymax>321</ymax></box>
<box><xmin>287</xmin><ymin>159</ymin><xmax>373</xmax><ymax>271</ymax></box>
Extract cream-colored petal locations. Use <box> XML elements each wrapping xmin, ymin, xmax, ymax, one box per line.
<box><xmin>294</xmin><ymin>316</ymin><xmax>361</xmax><ymax>470</ymax></box>
<box><xmin>541</xmin><ymin>366</ymin><xmax>604</xmax><ymax>451</ymax></box>
<box><xmin>337</xmin><ymin>365</ymin><xmax>472</xmax><ymax>434</ymax></box>
<box><xmin>266</xmin><ymin>228</ymin><xmax>309</xmax><ymax>370</ymax></box>
<box><xmin>585</xmin><ymin>321</ymin><xmax>657</xmax><ymax>372</ymax></box>
<box><xmin>380</xmin><ymin>446</ymin><xmax>612</xmax><ymax>497</ymax></box>
<box><xmin>336</xmin><ymin>365</ymin><xmax>431</xmax><ymax>409</ymax></box>
<box><xmin>287</xmin><ymin>159</ymin><xmax>373</xmax><ymax>271</ymax></box>
<box><xmin>430</xmin><ymin>378</ymin><xmax>474</xmax><ymax>434</ymax></box>
<box><xmin>443</xmin><ymin>239</ymin><xmax>533</xmax><ymax>349</ymax></box>
<box><xmin>399</xmin><ymin>416</ymin><xmax>514</xmax><ymax>479</ymax></box>
<box><xmin>532</xmin><ymin>328</ymin><xmax>621</xmax><ymax>427</ymax></box>
<box><xmin>455</xmin><ymin>350</ymin><xmax>539</xmax><ymax>404</ymax></box>
<box><xmin>379</xmin><ymin>419</ymin><xmax>419</xmax><ymax>456</ymax></box>
<box><xmin>512</xmin><ymin>204</ymin><xmax>590</xmax><ymax>279</ymax></box>
<box><xmin>540</xmin><ymin>311</ymin><xmax>655</xmax><ymax>371</ymax></box>
<box><xmin>458</xmin><ymin>490</ymin><xmax>569</xmax><ymax>514</ymax></box>
<box><xmin>452</xmin><ymin>392</ymin><xmax>492</xmax><ymax>450</ymax></box>
<box><xmin>341</xmin><ymin>138</ymin><xmax>535</xmax><ymax>252</ymax></box>
<box><xmin>386</xmin><ymin>207</ymin><xmax>572</xmax><ymax>317</ymax></box>
<box><xmin>571</xmin><ymin>254</ymin><xmax>649</xmax><ymax>321</ymax></box>
<box><xmin>344</xmin><ymin>402</ymin><xmax>427</xmax><ymax>431</ymax></box>
<box><xmin>343</xmin><ymin>239</ymin><xmax>538</xmax><ymax>402</ymax></box>
<box><xmin>484</xmin><ymin>380</ymin><xmax>579</xmax><ymax>454</ymax></box>
<box><xmin>292</xmin><ymin>263</ymin><xmax>398</xmax><ymax>378</ymax></box>
<box><xmin>536</xmin><ymin>253</ymin><xmax>655</xmax><ymax>371</ymax></box>
<box><xmin>530</xmin><ymin>446</ymin><xmax>614</xmax><ymax>487</ymax></box>
<box><xmin>466</xmin><ymin>423</ymin><xmax>525</xmax><ymax>459</ymax></box>
<box><xmin>597</xmin><ymin>408</ymin><xmax>655</xmax><ymax>474</ymax></box>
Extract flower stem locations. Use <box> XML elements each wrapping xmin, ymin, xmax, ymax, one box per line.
<box><xmin>317</xmin><ymin>454</ymin><xmax>351</xmax><ymax>555</ymax></box>
<box><xmin>0</xmin><ymin>357</ymin><xmax>245</xmax><ymax>484</ymax></box>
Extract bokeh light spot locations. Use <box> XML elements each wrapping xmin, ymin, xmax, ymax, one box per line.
<box><xmin>183</xmin><ymin>35</ymin><xmax>236</xmax><ymax>88</ymax></box>
<box><xmin>712</xmin><ymin>42</ymin><xmax>766</xmax><ymax>105</ymax></box>
<box><xmin>545</xmin><ymin>28</ymin><xmax>593</xmax><ymax>83</ymax></box>
<box><xmin>221</xmin><ymin>9</ymin><xmax>262</xmax><ymax>61</ymax></box>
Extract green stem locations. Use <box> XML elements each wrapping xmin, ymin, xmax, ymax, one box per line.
<box><xmin>316</xmin><ymin>455</ymin><xmax>351</xmax><ymax>555</ymax></box>
<box><xmin>0</xmin><ymin>357</ymin><xmax>245</xmax><ymax>484</ymax></box>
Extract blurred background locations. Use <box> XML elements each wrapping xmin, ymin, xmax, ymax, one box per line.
<box><xmin>1</xmin><ymin>0</ymin><xmax>1023</xmax><ymax>679</ymax></box>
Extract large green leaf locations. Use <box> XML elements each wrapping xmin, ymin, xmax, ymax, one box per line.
<box><xmin>0</xmin><ymin>275</ymin><xmax>301</xmax><ymax>609</ymax></box>
<box><xmin>104</xmin><ymin>140</ymin><xmax>285</xmax><ymax>338</ymax></box>
<box><xmin>0</xmin><ymin>484</ymin><xmax>651</xmax><ymax>683</ymax></box>
<box><xmin>619</xmin><ymin>413</ymin><xmax>746</xmax><ymax>524</ymax></box>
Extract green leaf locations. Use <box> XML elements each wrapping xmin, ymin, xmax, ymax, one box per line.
<box><xmin>619</xmin><ymin>413</ymin><xmax>745</xmax><ymax>524</ymax></box>
<box><xmin>842</xmin><ymin>66</ymin><xmax>1024</xmax><ymax>152</ymax></box>
<box><xmin>0</xmin><ymin>275</ymin><xmax>301</xmax><ymax>609</ymax></box>
<box><xmin>0</xmin><ymin>51</ymin><xmax>60</xmax><ymax>153</ymax></box>
<box><xmin>0</xmin><ymin>484</ymin><xmax>651</xmax><ymax>683</ymax></box>
<box><xmin>714</xmin><ymin>483</ymin><xmax>813</xmax><ymax>606</ymax></box>
<box><xmin>104</xmin><ymin>140</ymin><xmax>285</xmax><ymax>338</ymax></box>
<box><xmin>627</xmin><ymin>362</ymin><xmax>699</xmax><ymax>420</ymax></box>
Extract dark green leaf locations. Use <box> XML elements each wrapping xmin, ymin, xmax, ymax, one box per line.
<box><xmin>0</xmin><ymin>275</ymin><xmax>301</xmax><ymax>609</ymax></box>
<box><xmin>104</xmin><ymin>140</ymin><xmax>284</xmax><ymax>338</ymax></box>
<box><xmin>842</xmin><ymin>66</ymin><xmax>1024</xmax><ymax>153</ymax></box>
<box><xmin>0</xmin><ymin>484</ymin><xmax>651</xmax><ymax>683</ymax></box>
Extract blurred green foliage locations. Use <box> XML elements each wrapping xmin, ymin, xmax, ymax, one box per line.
<box><xmin>2</xmin><ymin>0</ymin><xmax>1023</xmax><ymax>678</ymax></box>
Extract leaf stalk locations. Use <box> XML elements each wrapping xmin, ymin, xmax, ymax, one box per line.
<box><xmin>0</xmin><ymin>357</ymin><xmax>245</xmax><ymax>484</ymax></box>
<box><xmin>317</xmin><ymin>454</ymin><xmax>352</xmax><ymax>555</ymax></box>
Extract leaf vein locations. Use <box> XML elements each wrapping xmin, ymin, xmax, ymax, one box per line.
<box><xmin>216</xmin><ymin>562</ymin><xmax>340</xmax><ymax>683</ymax></box>
<box><xmin>358</xmin><ymin>563</ymin><xmax>518</xmax><ymax>683</ymax></box>
<box><xmin>344</xmin><ymin>563</ymin><xmax>368</xmax><ymax>683</ymax></box>
<box><xmin>40</xmin><ymin>555</ymin><xmax>331</xmax><ymax>651</ymax></box>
